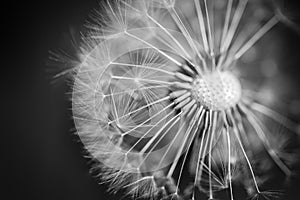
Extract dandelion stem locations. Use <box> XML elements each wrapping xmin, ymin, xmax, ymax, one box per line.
<box><xmin>111</xmin><ymin>88</ymin><xmax>121</xmax><ymax>125</ymax></box>
<box><xmin>136</xmin><ymin>113</ymin><xmax>182</xmax><ymax>170</ymax></box>
<box><xmin>250</xmin><ymin>102</ymin><xmax>300</xmax><ymax>135</ymax></box>
<box><xmin>125</xmin><ymin>31</ymin><xmax>182</xmax><ymax>66</ymax></box>
<box><xmin>229</xmin><ymin>111</ymin><xmax>261</xmax><ymax>193</ymax></box>
<box><xmin>174</xmin><ymin>92</ymin><xmax>191</xmax><ymax>104</ymax></box>
<box><xmin>198</xmin><ymin>110</ymin><xmax>213</xmax><ymax>179</ymax></box>
<box><xmin>146</xmin><ymin>14</ymin><xmax>192</xmax><ymax>60</ymax></box>
<box><xmin>139</xmin><ymin>110</ymin><xmax>181</xmax><ymax>155</ymax></box>
<box><xmin>204</xmin><ymin>0</ymin><xmax>214</xmax><ymax>55</ymax></box>
<box><xmin>111</xmin><ymin>62</ymin><xmax>175</xmax><ymax>76</ymax></box>
<box><xmin>220</xmin><ymin>0</ymin><xmax>233</xmax><ymax>51</ymax></box>
<box><xmin>167</xmin><ymin>107</ymin><xmax>205</xmax><ymax>178</ymax></box>
<box><xmin>168</xmin><ymin>7</ymin><xmax>207</xmax><ymax>72</ymax></box>
<box><xmin>208</xmin><ymin>111</ymin><xmax>217</xmax><ymax>199</ymax></box>
<box><xmin>155</xmin><ymin>115</ymin><xmax>187</xmax><ymax>169</ymax></box>
<box><xmin>175</xmin><ymin>72</ymin><xmax>194</xmax><ymax>82</ymax></box>
<box><xmin>172</xmin><ymin>81</ymin><xmax>193</xmax><ymax>89</ymax></box>
<box><xmin>122</xmin><ymin>102</ymin><xmax>174</xmax><ymax>138</ymax></box>
<box><xmin>222</xmin><ymin>111</ymin><xmax>234</xmax><ymax>200</ymax></box>
<box><xmin>182</xmin><ymin>99</ymin><xmax>197</xmax><ymax>114</ymax></box>
<box><xmin>233</xmin><ymin>106</ymin><xmax>251</xmax><ymax>149</ymax></box>
<box><xmin>175</xmin><ymin>108</ymin><xmax>205</xmax><ymax>194</ymax></box>
<box><xmin>194</xmin><ymin>0</ymin><xmax>209</xmax><ymax>53</ymax></box>
<box><xmin>222</xmin><ymin>0</ymin><xmax>248</xmax><ymax>53</ymax></box>
<box><xmin>234</xmin><ymin>16</ymin><xmax>279</xmax><ymax>60</ymax></box>
<box><xmin>240</xmin><ymin>104</ymin><xmax>292</xmax><ymax>176</ymax></box>
<box><xmin>104</xmin><ymin>85</ymin><xmax>167</xmax><ymax>97</ymax></box>
<box><xmin>111</xmin><ymin>75</ymin><xmax>172</xmax><ymax>85</ymax></box>
<box><xmin>108</xmin><ymin>96</ymin><xmax>170</xmax><ymax>125</ymax></box>
<box><xmin>192</xmin><ymin>110</ymin><xmax>209</xmax><ymax>199</ymax></box>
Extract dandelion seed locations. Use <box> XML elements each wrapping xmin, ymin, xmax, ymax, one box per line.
<box><xmin>57</xmin><ymin>0</ymin><xmax>300</xmax><ymax>199</ymax></box>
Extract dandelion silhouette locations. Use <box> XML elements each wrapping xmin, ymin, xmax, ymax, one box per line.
<box><xmin>63</xmin><ymin>0</ymin><xmax>300</xmax><ymax>199</ymax></box>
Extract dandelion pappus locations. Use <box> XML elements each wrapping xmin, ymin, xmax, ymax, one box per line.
<box><xmin>56</xmin><ymin>0</ymin><xmax>300</xmax><ymax>199</ymax></box>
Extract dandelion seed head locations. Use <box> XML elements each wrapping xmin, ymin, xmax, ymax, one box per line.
<box><xmin>191</xmin><ymin>71</ymin><xmax>242</xmax><ymax>111</ymax></box>
<box><xmin>55</xmin><ymin>0</ymin><xmax>300</xmax><ymax>199</ymax></box>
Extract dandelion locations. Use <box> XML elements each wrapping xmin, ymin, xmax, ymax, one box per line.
<box><xmin>61</xmin><ymin>0</ymin><xmax>300</xmax><ymax>199</ymax></box>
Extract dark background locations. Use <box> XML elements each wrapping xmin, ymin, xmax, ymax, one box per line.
<box><xmin>4</xmin><ymin>0</ymin><xmax>300</xmax><ymax>200</ymax></box>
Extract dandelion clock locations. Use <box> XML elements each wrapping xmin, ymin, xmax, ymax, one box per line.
<box><xmin>54</xmin><ymin>0</ymin><xmax>300</xmax><ymax>199</ymax></box>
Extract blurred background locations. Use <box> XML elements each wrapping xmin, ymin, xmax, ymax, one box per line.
<box><xmin>5</xmin><ymin>0</ymin><xmax>300</xmax><ymax>199</ymax></box>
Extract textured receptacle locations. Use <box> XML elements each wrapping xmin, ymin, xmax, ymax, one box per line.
<box><xmin>191</xmin><ymin>71</ymin><xmax>242</xmax><ymax>111</ymax></box>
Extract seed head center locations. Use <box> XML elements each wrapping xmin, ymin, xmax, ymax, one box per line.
<box><xmin>191</xmin><ymin>71</ymin><xmax>242</xmax><ymax>111</ymax></box>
